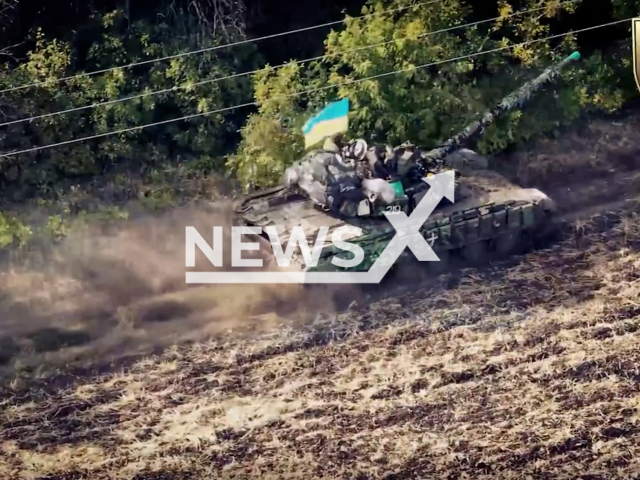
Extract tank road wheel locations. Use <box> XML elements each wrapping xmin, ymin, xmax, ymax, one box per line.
<box><xmin>462</xmin><ymin>240</ymin><xmax>490</xmax><ymax>267</ymax></box>
<box><xmin>493</xmin><ymin>231</ymin><xmax>523</xmax><ymax>256</ymax></box>
<box><xmin>428</xmin><ymin>249</ymin><xmax>451</xmax><ymax>275</ymax></box>
<box><xmin>301</xmin><ymin>261</ymin><xmax>361</xmax><ymax>309</ymax></box>
<box><xmin>493</xmin><ymin>230</ymin><xmax>532</xmax><ymax>258</ymax></box>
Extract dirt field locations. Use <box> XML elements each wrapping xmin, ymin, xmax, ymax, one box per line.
<box><xmin>2</xmin><ymin>110</ymin><xmax>640</xmax><ymax>479</ymax></box>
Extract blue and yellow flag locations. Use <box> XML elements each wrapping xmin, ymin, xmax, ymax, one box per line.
<box><xmin>302</xmin><ymin>98</ymin><xmax>349</xmax><ymax>149</ymax></box>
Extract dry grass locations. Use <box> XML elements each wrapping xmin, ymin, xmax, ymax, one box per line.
<box><xmin>2</xmin><ymin>112</ymin><xmax>640</xmax><ymax>479</ymax></box>
<box><xmin>1</xmin><ymin>207</ymin><xmax>640</xmax><ymax>479</ymax></box>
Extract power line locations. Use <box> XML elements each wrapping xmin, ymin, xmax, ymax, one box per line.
<box><xmin>0</xmin><ymin>18</ymin><xmax>630</xmax><ymax>159</ymax></box>
<box><xmin>0</xmin><ymin>1</ymin><xmax>439</xmax><ymax>95</ymax></box>
<box><xmin>0</xmin><ymin>0</ymin><xmax>580</xmax><ymax>128</ymax></box>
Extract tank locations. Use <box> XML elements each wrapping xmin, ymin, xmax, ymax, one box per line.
<box><xmin>234</xmin><ymin>51</ymin><xmax>581</xmax><ymax>280</ymax></box>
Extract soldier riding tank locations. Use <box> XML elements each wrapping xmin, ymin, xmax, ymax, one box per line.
<box><xmin>234</xmin><ymin>51</ymin><xmax>582</xmax><ymax>280</ymax></box>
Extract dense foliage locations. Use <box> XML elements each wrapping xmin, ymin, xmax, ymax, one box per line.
<box><xmin>0</xmin><ymin>7</ymin><xmax>258</xmax><ymax>200</ymax></box>
<box><xmin>229</xmin><ymin>0</ymin><xmax>637</xmax><ymax>189</ymax></box>
<box><xmin>0</xmin><ymin>0</ymin><xmax>637</xmax><ymax>248</ymax></box>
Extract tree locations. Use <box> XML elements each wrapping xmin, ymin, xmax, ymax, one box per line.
<box><xmin>0</xmin><ymin>6</ymin><xmax>261</xmax><ymax>201</ymax></box>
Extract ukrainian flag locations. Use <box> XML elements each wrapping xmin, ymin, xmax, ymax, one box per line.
<box><xmin>302</xmin><ymin>98</ymin><xmax>350</xmax><ymax>149</ymax></box>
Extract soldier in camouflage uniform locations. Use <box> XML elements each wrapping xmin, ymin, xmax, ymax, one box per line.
<box><xmin>321</xmin><ymin>132</ymin><xmax>348</xmax><ymax>153</ymax></box>
<box><xmin>284</xmin><ymin>134</ymin><xmax>397</xmax><ymax>216</ymax></box>
<box><xmin>364</xmin><ymin>141</ymin><xmax>488</xmax><ymax>179</ymax></box>
<box><xmin>284</xmin><ymin>139</ymin><xmax>365</xmax><ymax>216</ymax></box>
<box><xmin>363</xmin><ymin>142</ymin><xmax>424</xmax><ymax>179</ymax></box>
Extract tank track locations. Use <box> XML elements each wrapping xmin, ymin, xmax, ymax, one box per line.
<box><xmin>307</xmin><ymin>194</ymin><xmax>557</xmax><ymax>274</ymax></box>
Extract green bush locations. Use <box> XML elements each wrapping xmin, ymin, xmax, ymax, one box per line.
<box><xmin>0</xmin><ymin>8</ymin><xmax>261</xmax><ymax>201</ymax></box>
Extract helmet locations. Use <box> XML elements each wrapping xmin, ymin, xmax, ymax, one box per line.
<box><xmin>344</xmin><ymin>139</ymin><xmax>368</xmax><ymax>161</ymax></box>
<box><xmin>331</xmin><ymin>132</ymin><xmax>346</xmax><ymax>145</ymax></box>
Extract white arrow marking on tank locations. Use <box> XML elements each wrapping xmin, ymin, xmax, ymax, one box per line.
<box><xmin>367</xmin><ymin>169</ymin><xmax>455</xmax><ymax>274</ymax></box>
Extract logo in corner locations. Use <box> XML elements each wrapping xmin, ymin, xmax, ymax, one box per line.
<box><xmin>634</xmin><ymin>18</ymin><xmax>640</xmax><ymax>94</ymax></box>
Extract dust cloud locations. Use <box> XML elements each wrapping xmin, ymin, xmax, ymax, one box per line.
<box><xmin>0</xmin><ymin>200</ymin><xmax>347</xmax><ymax>376</ymax></box>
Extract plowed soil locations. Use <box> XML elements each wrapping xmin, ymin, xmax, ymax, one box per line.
<box><xmin>2</xmin><ymin>110</ymin><xmax>640</xmax><ymax>479</ymax></box>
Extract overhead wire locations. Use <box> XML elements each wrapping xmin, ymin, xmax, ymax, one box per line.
<box><xmin>0</xmin><ymin>0</ymin><xmax>439</xmax><ymax>95</ymax></box>
<box><xmin>0</xmin><ymin>0</ymin><xmax>580</xmax><ymax>128</ymax></box>
<box><xmin>0</xmin><ymin>17</ymin><xmax>631</xmax><ymax>159</ymax></box>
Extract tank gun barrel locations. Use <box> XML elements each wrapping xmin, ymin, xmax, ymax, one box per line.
<box><xmin>427</xmin><ymin>51</ymin><xmax>581</xmax><ymax>162</ymax></box>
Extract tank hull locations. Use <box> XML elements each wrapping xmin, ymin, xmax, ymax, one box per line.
<box><xmin>234</xmin><ymin>169</ymin><xmax>557</xmax><ymax>279</ymax></box>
